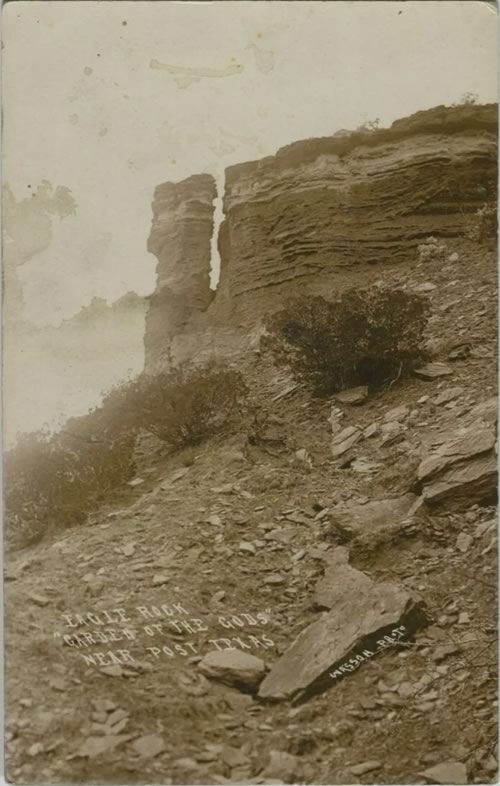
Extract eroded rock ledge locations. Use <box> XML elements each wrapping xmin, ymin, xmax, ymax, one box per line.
<box><xmin>144</xmin><ymin>104</ymin><xmax>497</xmax><ymax>372</ymax></box>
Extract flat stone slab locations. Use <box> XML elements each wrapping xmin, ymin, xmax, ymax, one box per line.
<box><xmin>335</xmin><ymin>386</ymin><xmax>368</xmax><ymax>406</ymax></box>
<box><xmin>199</xmin><ymin>649</ymin><xmax>267</xmax><ymax>693</ymax></box>
<box><xmin>328</xmin><ymin>494</ymin><xmax>418</xmax><ymax>544</ymax></box>
<box><xmin>419</xmin><ymin>762</ymin><xmax>468</xmax><ymax>785</ymax></box>
<box><xmin>418</xmin><ymin>422</ymin><xmax>495</xmax><ymax>482</ymax></box>
<box><xmin>418</xmin><ymin>419</ymin><xmax>497</xmax><ymax>507</ymax></box>
<box><xmin>414</xmin><ymin>362</ymin><xmax>453</xmax><ymax>380</ymax></box>
<box><xmin>258</xmin><ymin>551</ymin><xmax>426</xmax><ymax>703</ymax></box>
<box><xmin>422</xmin><ymin>452</ymin><xmax>497</xmax><ymax>507</ymax></box>
<box><xmin>331</xmin><ymin>426</ymin><xmax>363</xmax><ymax>457</ymax></box>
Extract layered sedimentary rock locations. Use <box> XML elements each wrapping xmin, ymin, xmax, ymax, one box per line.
<box><xmin>144</xmin><ymin>174</ymin><xmax>217</xmax><ymax>370</ymax></box>
<box><xmin>216</xmin><ymin>104</ymin><xmax>497</xmax><ymax>318</ymax></box>
<box><xmin>144</xmin><ymin>104</ymin><xmax>497</xmax><ymax>370</ymax></box>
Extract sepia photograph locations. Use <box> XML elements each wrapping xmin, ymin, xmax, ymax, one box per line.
<box><xmin>1</xmin><ymin>1</ymin><xmax>498</xmax><ymax>784</ymax></box>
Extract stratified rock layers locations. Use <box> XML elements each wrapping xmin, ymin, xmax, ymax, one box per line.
<box><xmin>144</xmin><ymin>105</ymin><xmax>497</xmax><ymax>370</ymax></box>
<box><xmin>144</xmin><ymin>174</ymin><xmax>217</xmax><ymax>371</ymax></box>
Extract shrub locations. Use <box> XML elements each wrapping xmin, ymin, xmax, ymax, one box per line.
<box><xmin>4</xmin><ymin>359</ymin><xmax>248</xmax><ymax>548</ymax></box>
<box><xmin>114</xmin><ymin>360</ymin><xmax>248</xmax><ymax>448</ymax></box>
<box><xmin>417</xmin><ymin>237</ymin><xmax>448</xmax><ymax>264</ymax></box>
<box><xmin>262</xmin><ymin>288</ymin><xmax>430</xmax><ymax>395</ymax></box>
<box><xmin>465</xmin><ymin>201</ymin><xmax>498</xmax><ymax>245</ymax></box>
<box><xmin>4</xmin><ymin>423</ymin><xmax>135</xmax><ymax>547</ymax></box>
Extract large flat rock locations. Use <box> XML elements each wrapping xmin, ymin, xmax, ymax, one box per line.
<box><xmin>258</xmin><ymin>551</ymin><xmax>426</xmax><ymax>703</ymax></box>
<box><xmin>422</xmin><ymin>452</ymin><xmax>497</xmax><ymax>507</ymax></box>
<box><xmin>418</xmin><ymin>422</ymin><xmax>495</xmax><ymax>482</ymax></box>
<box><xmin>329</xmin><ymin>494</ymin><xmax>418</xmax><ymax>543</ymax></box>
<box><xmin>418</xmin><ymin>418</ymin><xmax>497</xmax><ymax>507</ymax></box>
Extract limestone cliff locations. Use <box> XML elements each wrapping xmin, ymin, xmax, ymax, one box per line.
<box><xmin>144</xmin><ymin>104</ymin><xmax>497</xmax><ymax>371</ymax></box>
<box><xmin>144</xmin><ymin>174</ymin><xmax>217</xmax><ymax>370</ymax></box>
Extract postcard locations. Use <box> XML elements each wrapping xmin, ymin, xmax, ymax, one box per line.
<box><xmin>2</xmin><ymin>1</ymin><xmax>498</xmax><ymax>784</ymax></box>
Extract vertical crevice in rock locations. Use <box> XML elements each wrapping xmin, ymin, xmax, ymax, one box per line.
<box><xmin>209</xmin><ymin>179</ymin><xmax>225</xmax><ymax>291</ymax></box>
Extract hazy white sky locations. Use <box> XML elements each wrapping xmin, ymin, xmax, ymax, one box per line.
<box><xmin>3</xmin><ymin>0</ymin><xmax>497</xmax><ymax>326</ymax></box>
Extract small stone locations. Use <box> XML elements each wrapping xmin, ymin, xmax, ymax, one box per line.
<box><xmin>331</xmin><ymin>426</ymin><xmax>363</xmax><ymax>457</ymax></box>
<box><xmin>349</xmin><ymin>761</ymin><xmax>382</xmax><ymax>775</ymax></box>
<box><xmin>432</xmin><ymin>644</ymin><xmax>461</xmax><ymax>662</ymax></box>
<box><xmin>475</xmin><ymin>519</ymin><xmax>496</xmax><ymax>538</ymax></box>
<box><xmin>152</xmin><ymin>574</ymin><xmax>170</xmax><ymax>586</ymax></box>
<box><xmin>458</xmin><ymin>611</ymin><xmax>470</xmax><ymax>625</ymax></box>
<box><xmin>364</xmin><ymin>422</ymin><xmax>380</xmax><ymax>439</ymax></box>
<box><xmin>384</xmin><ymin>405</ymin><xmax>410</xmax><ymax>422</ymax></box>
<box><xmin>211</xmin><ymin>484</ymin><xmax>235</xmax><ymax>494</ymax></box>
<box><xmin>100</xmin><ymin>665</ymin><xmax>124</xmax><ymax>677</ymax></box>
<box><xmin>169</xmin><ymin>467</ymin><xmax>190</xmax><ymax>482</ymax></box>
<box><xmin>106</xmin><ymin>709</ymin><xmax>128</xmax><ymax>726</ymax></box>
<box><xmin>414</xmin><ymin>362</ymin><xmax>453</xmax><ymax>380</ymax></box>
<box><xmin>206</xmin><ymin>514</ymin><xmax>222</xmax><ymax>527</ymax></box>
<box><xmin>128</xmin><ymin>478</ymin><xmax>145</xmax><ymax>487</ymax></box>
<box><xmin>239</xmin><ymin>542</ymin><xmax>256</xmax><ymax>554</ymax></box>
<box><xmin>291</xmin><ymin>448</ymin><xmax>313</xmax><ymax>472</ymax></box>
<box><xmin>91</xmin><ymin>699</ymin><xmax>117</xmax><ymax>712</ymax></box>
<box><xmin>110</xmin><ymin>718</ymin><xmax>128</xmax><ymax>734</ymax></box>
<box><xmin>122</xmin><ymin>543</ymin><xmax>136</xmax><ymax>557</ymax></box>
<box><xmin>131</xmin><ymin>734</ymin><xmax>166</xmax><ymax>758</ymax></box>
<box><xmin>49</xmin><ymin>677</ymin><xmax>67</xmax><ymax>692</ymax></box>
<box><xmin>27</xmin><ymin>592</ymin><xmax>51</xmax><ymax>607</ymax></box>
<box><xmin>264</xmin><ymin>750</ymin><xmax>300</xmax><ymax>781</ymax></box>
<box><xmin>264</xmin><ymin>574</ymin><xmax>285</xmax><ymax>585</ymax></box>
<box><xmin>448</xmin><ymin>252</ymin><xmax>459</xmax><ymax>263</ymax></box>
<box><xmin>28</xmin><ymin>743</ymin><xmax>44</xmax><ymax>757</ymax></box>
<box><xmin>456</xmin><ymin>532</ymin><xmax>473</xmax><ymax>553</ymax></box>
<box><xmin>433</xmin><ymin>387</ymin><xmax>463</xmax><ymax>407</ymax></box>
<box><xmin>199</xmin><ymin>649</ymin><xmax>266</xmax><ymax>692</ymax></box>
<box><xmin>416</xmin><ymin>282</ymin><xmax>437</xmax><ymax>293</ymax></box>
<box><xmin>76</xmin><ymin>735</ymin><xmax>130</xmax><ymax>758</ymax></box>
<box><xmin>221</xmin><ymin>745</ymin><xmax>250</xmax><ymax>768</ymax></box>
<box><xmin>397</xmin><ymin>682</ymin><xmax>415</xmax><ymax>698</ymax></box>
<box><xmin>335</xmin><ymin>386</ymin><xmax>368</xmax><ymax>406</ymax></box>
<box><xmin>329</xmin><ymin>406</ymin><xmax>344</xmax><ymax>434</ymax></box>
<box><xmin>419</xmin><ymin>761</ymin><xmax>468</xmax><ymax>784</ymax></box>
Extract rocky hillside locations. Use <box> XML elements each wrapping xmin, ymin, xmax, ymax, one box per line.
<box><xmin>4</xmin><ymin>105</ymin><xmax>498</xmax><ymax>786</ymax></box>
<box><xmin>5</xmin><ymin>233</ymin><xmax>498</xmax><ymax>785</ymax></box>
<box><xmin>144</xmin><ymin>104</ymin><xmax>497</xmax><ymax>372</ymax></box>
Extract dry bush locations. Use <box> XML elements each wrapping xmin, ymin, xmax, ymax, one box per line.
<box><xmin>107</xmin><ymin>359</ymin><xmax>249</xmax><ymax>449</ymax></box>
<box><xmin>465</xmin><ymin>201</ymin><xmax>498</xmax><ymax>245</ymax></box>
<box><xmin>4</xmin><ymin>422</ymin><xmax>135</xmax><ymax>547</ymax></box>
<box><xmin>262</xmin><ymin>288</ymin><xmax>430</xmax><ymax>395</ymax></box>
<box><xmin>5</xmin><ymin>360</ymin><xmax>247</xmax><ymax>548</ymax></box>
<box><xmin>417</xmin><ymin>237</ymin><xmax>448</xmax><ymax>264</ymax></box>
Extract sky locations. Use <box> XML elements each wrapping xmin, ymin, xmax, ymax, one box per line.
<box><xmin>2</xmin><ymin>0</ymin><xmax>498</xmax><ymax>327</ymax></box>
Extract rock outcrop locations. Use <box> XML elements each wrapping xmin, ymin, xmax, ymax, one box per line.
<box><xmin>144</xmin><ymin>104</ymin><xmax>497</xmax><ymax>371</ymax></box>
<box><xmin>257</xmin><ymin>547</ymin><xmax>428</xmax><ymax>704</ymax></box>
<box><xmin>417</xmin><ymin>416</ymin><xmax>497</xmax><ymax>508</ymax></box>
<box><xmin>144</xmin><ymin>174</ymin><xmax>217</xmax><ymax>371</ymax></box>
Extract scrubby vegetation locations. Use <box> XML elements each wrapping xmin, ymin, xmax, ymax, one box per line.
<box><xmin>262</xmin><ymin>287</ymin><xmax>430</xmax><ymax>395</ymax></box>
<box><xmin>465</xmin><ymin>201</ymin><xmax>498</xmax><ymax>246</ymax></box>
<box><xmin>5</xmin><ymin>359</ymin><xmax>247</xmax><ymax>548</ymax></box>
<box><xmin>108</xmin><ymin>360</ymin><xmax>248</xmax><ymax>449</ymax></box>
<box><xmin>417</xmin><ymin>236</ymin><xmax>449</xmax><ymax>264</ymax></box>
<box><xmin>5</xmin><ymin>419</ymin><xmax>136</xmax><ymax>547</ymax></box>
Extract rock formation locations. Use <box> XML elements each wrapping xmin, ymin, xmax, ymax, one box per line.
<box><xmin>144</xmin><ymin>104</ymin><xmax>497</xmax><ymax>371</ymax></box>
<box><xmin>144</xmin><ymin>174</ymin><xmax>217</xmax><ymax>371</ymax></box>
